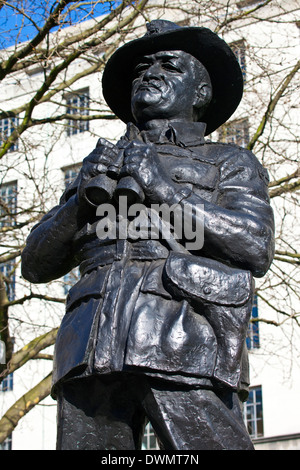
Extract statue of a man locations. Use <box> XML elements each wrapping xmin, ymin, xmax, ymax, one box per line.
<box><xmin>21</xmin><ymin>20</ymin><xmax>274</xmax><ymax>450</ymax></box>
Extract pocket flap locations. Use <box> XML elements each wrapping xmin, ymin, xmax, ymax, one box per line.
<box><xmin>140</xmin><ymin>260</ymin><xmax>172</xmax><ymax>299</ymax></box>
<box><xmin>164</xmin><ymin>253</ymin><xmax>252</xmax><ymax>306</ymax></box>
<box><xmin>66</xmin><ymin>265</ymin><xmax>110</xmax><ymax>310</ymax></box>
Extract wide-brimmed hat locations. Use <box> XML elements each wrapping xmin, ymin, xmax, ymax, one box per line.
<box><xmin>102</xmin><ymin>20</ymin><xmax>243</xmax><ymax>135</ymax></box>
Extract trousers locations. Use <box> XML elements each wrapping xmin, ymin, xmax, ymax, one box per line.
<box><xmin>56</xmin><ymin>373</ymin><xmax>254</xmax><ymax>450</ymax></box>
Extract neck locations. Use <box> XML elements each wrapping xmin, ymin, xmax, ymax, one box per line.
<box><xmin>136</xmin><ymin>117</ymin><xmax>192</xmax><ymax>132</ymax></box>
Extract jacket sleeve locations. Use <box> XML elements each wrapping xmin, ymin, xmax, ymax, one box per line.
<box><xmin>21</xmin><ymin>189</ymin><xmax>81</xmax><ymax>284</ymax></box>
<box><xmin>178</xmin><ymin>146</ymin><xmax>275</xmax><ymax>277</ymax></box>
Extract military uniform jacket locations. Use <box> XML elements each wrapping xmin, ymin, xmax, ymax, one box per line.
<box><xmin>21</xmin><ymin>122</ymin><xmax>275</xmax><ymax>397</ymax></box>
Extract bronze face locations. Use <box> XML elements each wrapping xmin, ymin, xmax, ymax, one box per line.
<box><xmin>131</xmin><ymin>50</ymin><xmax>210</xmax><ymax>125</ymax></box>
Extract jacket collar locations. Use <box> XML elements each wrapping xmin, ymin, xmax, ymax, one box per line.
<box><xmin>125</xmin><ymin>121</ymin><xmax>206</xmax><ymax>147</ymax></box>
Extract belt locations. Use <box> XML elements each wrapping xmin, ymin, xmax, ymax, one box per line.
<box><xmin>78</xmin><ymin>239</ymin><xmax>169</xmax><ymax>276</ymax></box>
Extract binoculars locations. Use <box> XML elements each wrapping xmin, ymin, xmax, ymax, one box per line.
<box><xmin>83</xmin><ymin>148</ymin><xmax>145</xmax><ymax>207</ymax></box>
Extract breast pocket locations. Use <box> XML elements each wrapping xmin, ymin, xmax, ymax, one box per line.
<box><xmin>169</xmin><ymin>159</ymin><xmax>218</xmax><ymax>190</ymax></box>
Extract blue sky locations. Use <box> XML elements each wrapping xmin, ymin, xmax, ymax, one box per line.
<box><xmin>0</xmin><ymin>1</ymin><xmax>120</xmax><ymax>48</ymax></box>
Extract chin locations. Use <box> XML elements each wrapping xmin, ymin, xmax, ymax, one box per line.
<box><xmin>132</xmin><ymin>99</ymin><xmax>163</xmax><ymax>121</ymax></box>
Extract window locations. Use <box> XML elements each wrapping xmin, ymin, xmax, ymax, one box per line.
<box><xmin>142</xmin><ymin>422</ymin><xmax>160</xmax><ymax>450</ymax></box>
<box><xmin>61</xmin><ymin>165</ymin><xmax>81</xmax><ymax>294</ymax></box>
<box><xmin>63</xmin><ymin>164</ymin><xmax>81</xmax><ymax>189</ymax></box>
<box><xmin>230</xmin><ymin>40</ymin><xmax>246</xmax><ymax>82</ymax></box>
<box><xmin>243</xmin><ymin>386</ymin><xmax>264</xmax><ymax>438</ymax></box>
<box><xmin>0</xmin><ymin>262</ymin><xmax>16</xmax><ymax>301</ymax></box>
<box><xmin>247</xmin><ymin>294</ymin><xmax>260</xmax><ymax>349</ymax></box>
<box><xmin>0</xmin><ymin>373</ymin><xmax>14</xmax><ymax>392</ymax></box>
<box><xmin>0</xmin><ymin>181</ymin><xmax>17</xmax><ymax>228</ymax></box>
<box><xmin>218</xmin><ymin>119</ymin><xmax>250</xmax><ymax>148</ymax></box>
<box><xmin>0</xmin><ymin>116</ymin><xmax>19</xmax><ymax>152</ymax></box>
<box><xmin>66</xmin><ymin>89</ymin><xmax>89</xmax><ymax>136</ymax></box>
<box><xmin>0</xmin><ymin>434</ymin><xmax>12</xmax><ymax>450</ymax></box>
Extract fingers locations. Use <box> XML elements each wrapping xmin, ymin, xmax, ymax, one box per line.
<box><xmin>122</xmin><ymin>150</ymin><xmax>141</xmax><ymax>175</ymax></box>
<box><xmin>81</xmin><ymin>161</ymin><xmax>107</xmax><ymax>179</ymax></box>
<box><xmin>126</xmin><ymin>139</ymin><xmax>152</xmax><ymax>151</ymax></box>
<box><xmin>121</xmin><ymin>142</ymin><xmax>152</xmax><ymax>179</ymax></box>
<box><xmin>96</xmin><ymin>137</ymin><xmax>116</xmax><ymax>150</ymax></box>
<box><xmin>88</xmin><ymin>138</ymin><xmax>119</xmax><ymax>162</ymax></box>
<box><xmin>123</xmin><ymin>140</ymin><xmax>153</xmax><ymax>165</ymax></box>
<box><xmin>81</xmin><ymin>139</ymin><xmax>119</xmax><ymax>180</ymax></box>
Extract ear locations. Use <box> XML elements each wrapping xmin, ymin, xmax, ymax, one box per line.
<box><xmin>193</xmin><ymin>82</ymin><xmax>212</xmax><ymax>110</ymax></box>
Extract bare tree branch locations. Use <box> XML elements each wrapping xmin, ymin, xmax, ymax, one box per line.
<box><xmin>248</xmin><ymin>59</ymin><xmax>300</xmax><ymax>151</ymax></box>
<box><xmin>0</xmin><ymin>0</ymin><xmax>299</xmax><ymax>444</ymax></box>
<box><xmin>0</xmin><ymin>249</ymin><xmax>22</xmax><ymax>264</ymax></box>
<box><xmin>269</xmin><ymin>179</ymin><xmax>300</xmax><ymax>198</ymax></box>
<box><xmin>0</xmin><ymin>0</ymin><xmax>74</xmax><ymax>79</ymax></box>
<box><xmin>7</xmin><ymin>293</ymin><xmax>65</xmax><ymax>307</ymax></box>
<box><xmin>269</xmin><ymin>169</ymin><xmax>300</xmax><ymax>188</ymax></box>
<box><xmin>0</xmin><ymin>0</ymin><xmax>150</xmax><ymax>157</ymax></box>
<box><xmin>0</xmin><ymin>373</ymin><xmax>52</xmax><ymax>444</ymax></box>
<box><xmin>0</xmin><ymin>327</ymin><xmax>58</xmax><ymax>383</ymax></box>
<box><xmin>215</xmin><ymin>0</ymin><xmax>274</xmax><ymax>33</ymax></box>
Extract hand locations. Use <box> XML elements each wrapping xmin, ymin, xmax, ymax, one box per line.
<box><xmin>122</xmin><ymin>140</ymin><xmax>180</xmax><ymax>202</ymax></box>
<box><xmin>80</xmin><ymin>138</ymin><xmax>119</xmax><ymax>181</ymax></box>
<box><xmin>77</xmin><ymin>138</ymin><xmax>119</xmax><ymax>205</ymax></box>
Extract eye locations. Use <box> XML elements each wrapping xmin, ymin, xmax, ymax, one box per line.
<box><xmin>162</xmin><ymin>62</ymin><xmax>181</xmax><ymax>72</ymax></box>
<box><xmin>133</xmin><ymin>63</ymin><xmax>149</xmax><ymax>77</ymax></box>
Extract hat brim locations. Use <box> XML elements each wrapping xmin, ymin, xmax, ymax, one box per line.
<box><xmin>102</xmin><ymin>26</ymin><xmax>243</xmax><ymax>135</ymax></box>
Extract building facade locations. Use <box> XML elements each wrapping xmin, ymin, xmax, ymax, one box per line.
<box><xmin>0</xmin><ymin>0</ymin><xmax>299</xmax><ymax>450</ymax></box>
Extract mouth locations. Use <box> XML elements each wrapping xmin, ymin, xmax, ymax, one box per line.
<box><xmin>137</xmin><ymin>82</ymin><xmax>162</xmax><ymax>92</ymax></box>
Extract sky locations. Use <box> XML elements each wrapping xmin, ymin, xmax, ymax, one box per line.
<box><xmin>0</xmin><ymin>1</ymin><xmax>121</xmax><ymax>48</ymax></box>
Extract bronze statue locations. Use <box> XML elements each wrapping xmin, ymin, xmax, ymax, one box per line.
<box><xmin>21</xmin><ymin>20</ymin><xmax>274</xmax><ymax>450</ymax></box>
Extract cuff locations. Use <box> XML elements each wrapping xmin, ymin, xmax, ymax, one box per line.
<box><xmin>168</xmin><ymin>186</ymin><xmax>193</xmax><ymax>205</ymax></box>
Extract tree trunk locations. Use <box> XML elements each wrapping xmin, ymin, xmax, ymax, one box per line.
<box><xmin>0</xmin><ymin>272</ymin><xmax>13</xmax><ymax>370</ymax></box>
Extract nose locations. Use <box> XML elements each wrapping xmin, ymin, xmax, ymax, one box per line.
<box><xmin>143</xmin><ymin>62</ymin><xmax>163</xmax><ymax>81</ymax></box>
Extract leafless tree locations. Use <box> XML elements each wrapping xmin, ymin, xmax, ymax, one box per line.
<box><xmin>0</xmin><ymin>0</ymin><xmax>299</xmax><ymax>444</ymax></box>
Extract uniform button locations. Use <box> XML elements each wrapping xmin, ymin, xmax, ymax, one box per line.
<box><xmin>203</xmin><ymin>286</ymin><xmax>211</xmax><ymax>295</ymax></box>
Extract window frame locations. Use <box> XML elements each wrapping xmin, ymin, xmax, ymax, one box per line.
<box><xmin>0</xmin><ymin>433</ymin><xmax>12</xmax><ymax>450</ymax></box>
<box><xmin>243</xmin><ymin>385</ymin><xmax>264</xmax><ymax>439</ymax></box>
<box><xmin>62</xmin><ymin>163</ymin><xmax>81</xmax><ymax>189</ymax></box>
<box><xmin>0</xmin><ymin>373</ymin><xmax>14</xmax><ymax>392</ymax></box>
<box><xmin>218</xmin><ymin>118</ymin><xmax>250</xmax><ymax>148</ymax></box>
<box><xmin>0</xmin><ymin>261</ymin><xmax>16</xmax><ymax>302</ymax></box>
<box><xmin>247</xmin><ymin>294</ymin><xmax>260</xmax><ymax>349</ymax></box>
<box><xmin>230</xmin><ymin>39</ymin><xmax>247</xmax><ymax>83</ymax></box>
<box><xmin>65</xmin><ymin>89</ymin><xmax>90</xmax><ymax>137</ymax></box>
<box><xmin>142</xmin><ymin>422</ymin><xmax>160</xmax><ymax>450</ymax></box>
<box><xmin>0</xmin><ymin>181</ymin><xmax>18</xmax><ymax>228</ymax></box>
<box><xmin>61</xmin><ymin>164</ymin><xmax>81</xmax><ymax>294</ymax></box>
<box><xmin>0</xmin><ymin>116</ymin><xmax>19</xmax><ymax>152</ymax></box>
